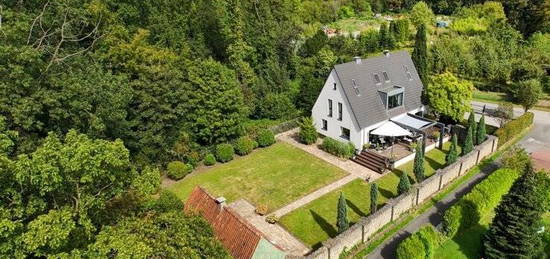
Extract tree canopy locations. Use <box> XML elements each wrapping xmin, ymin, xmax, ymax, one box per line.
<box><xmin>427</xmin><ymin>72</ymin><xmax>474</xmax><ymax>122</ymax></box>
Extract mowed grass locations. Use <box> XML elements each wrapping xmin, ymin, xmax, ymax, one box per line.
<box><xmin>167</xmin><ymin>142</ymin><xmax>347</xmax><ymax>212</ymax></box>
<box><xmin>280</xmin><ymin>142</ymin><xmax>458</xmax><ymax>247</ymax></box>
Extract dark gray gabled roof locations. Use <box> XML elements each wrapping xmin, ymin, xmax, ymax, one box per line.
<box><xmin>333</xmin><ymin>50</ymin><xmax>424</xmax><ymax>129</ymax></box>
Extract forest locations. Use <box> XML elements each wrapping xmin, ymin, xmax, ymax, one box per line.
<box><xmin>0</xmin><ymin>0</ymin><xmax>548</xmax><ymax>257</ymax></box>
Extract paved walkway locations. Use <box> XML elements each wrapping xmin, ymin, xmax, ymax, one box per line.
<box><xmin>229</xmin><ymin>199</ymin><xmax>310</xmax><ymax>256</ymax></box>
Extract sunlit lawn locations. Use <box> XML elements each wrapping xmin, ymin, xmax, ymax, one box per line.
<box><xmin>280</xmin><ymin>142</ymin><xmax>458</xmax><ymax>247</ymax></box>
<box><xmin>167</xmin><ymin>142</ymin><xmax>347</xmax><ymax>212</ymax></box>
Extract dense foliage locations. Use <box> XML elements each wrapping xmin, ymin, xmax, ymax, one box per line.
<box><xmin>234</xmin><ymin>136</ymin><xmax>256</xmax><ymax>156</ymax></box>
<box><xmin>495</xmin><ymin>112</ymin><xmax>534</xmax><ymax>148</ymax></box>
<box><xmin>320</xmin><ymin>137</ymin><xmax>356</xmax><ymax>159</ymax></box>
<box><xmin>215</xmin><ymin>143</ymin><xmax>235</xmax><ymax>163</ymax></box>
<box><xmin>413</xmin><ymin>142</ymin><xmax>425</xmax><ymax>182</ymax></box>
<box><xmin>397</xmin><ymin>172</ymin><xmax>412</xmax><ymax>195</ymax></box>
<box><xmin>396</xmin><ymin>225</ymin><xmax>441</xmax><ymax>259</ymax></box>
<box><xmin>256</xmin><ymin>129</ymin><xmax>276</xmax><ymax>147</ymax></box>
<box><xmin>167</xmin><ymin>161</ymin><xmax>193</xmax><ymax>180</ymax></box>
<box><xmin>427</xmin><ymin>73</ymin><xmax>474</xmax><ymax>122</ymax></box>
<box><xmin>203</xmin><ymin>153</ymin><xmax>217</xmax><ymax>166</ymax></box>
<box><xmin>298</xmin><ymin>117</ymin><xmax>318</xmax><ymax>145</ymax></box>
<box><xmin>445</xmin><ymin>134</ymin><xmax>459</xmax><ymax>166</ymax></box>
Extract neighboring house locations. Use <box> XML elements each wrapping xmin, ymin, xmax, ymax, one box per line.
<box><xmin>185</xmin><ymin>187</ymin><xmax>286</xmax><ymax>259</ymax></box>
<box><xmin>311</xmin><ymin>50</ymin><xmax>426</xmax><ymax>150</ymax></box>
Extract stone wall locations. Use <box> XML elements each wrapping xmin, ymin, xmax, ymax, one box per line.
<box><xmin>299</xmin><ymin>136</ymin><xmax>498</xmax><ymax>259</ymax></box>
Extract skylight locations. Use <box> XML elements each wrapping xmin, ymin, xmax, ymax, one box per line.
<box><xmin>383</xmin><ymin>71</ymin><xmax>390</xmax><ymax>82</ymax></box>
<box><xmin>373</xmin><ymin>74</ymin><xmax>381</xmax><ymax>84</ymax></box>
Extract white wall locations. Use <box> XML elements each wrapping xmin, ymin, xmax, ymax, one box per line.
<box><xmin>312</xmin><ymin>70</ymin><xmax>362</xmax><ymax>149</ymax></box>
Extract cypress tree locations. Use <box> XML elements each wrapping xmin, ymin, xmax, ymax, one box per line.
<box><xmin>463</xmin><ymin>126</ymin><xmax>474</xmax><ymax>155</ymax></box>
<box><xmin>413</xmin><ymin>142</ymin><xmax>425</xmax><ymax>182</ymax></box>
<box><xmin>337</xmin><ymin>192</ymin><xmax>349</xmax><ymax>234</ymax></box>
<box><xmin>397</xmin><ymin>172</ymin><xmax>411</xmax><ymax>195</ymax></box>
<box><xmin>483</xmin><ymin>164</ymin><xmax>548</xmax><ymax>258</ymax></box>
<box><xmin>445</xmin><ymin>134</ymin><xmax>459</xmax><ymax>165</ymax></box>
<box><xmin>387</xmin><ymin>32</ymin><xmax>396</xmax><ymax>50</ymax></box>
<box><xmin>477</xmin><ymin>114</ymin><xmax>487</xmax><ymax>145</ymax></box>
<box><xmin>370</xmin><ymin>183</ymin><xmax>379</xmax><ymax>213</ymax></box>
<box><xmin>379</xmin><ymin>22</ymin><xmax>389</xmax><ymax>48</ymax></box>
<box><xmin>412</xmin><ymin>24</ymin><xmax>428</xmax><ymax>94</ymax></box>
<box><xmin>467</xmin><ymin>112</ymin><xmax>477</xmax><ymax>145</ymax></box>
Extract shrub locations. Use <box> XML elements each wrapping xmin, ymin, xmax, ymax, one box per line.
<box><xmin>255</xmin><ymin>204</ymin><xmax>268</xmax><ymax>216</ymax></box>
<box><xmin>495</xmin><ymin>112</ymin><xmax>534</xmax><ymax>148</ymax></box>
<box><xmin>320</xmin><ymin>137</ymin><xmax>355</xmax><ymax>159</ymax></box>
<box><xmin>166</xmin><ymin>161</ymin><xmax>193</xmax><ymax>180</ymax></box>
<box><xmin>154</xmin><ymin>190</ymin><xmax>184</xmax><ymax>213</ymax></box>
<box><xmin>442</xmin><ymin>168</ymin><xmax>521</xmax><ymax>237</ymax></box>
<box><xmin>256</xmin><ymin>129</ymin><xmax>275</xmax><ymax>147</ymax></box>
<box><xmin>234</xmin><ymin>136</ymin><xmax>255</xmax><ymax>156</ymax></box>
<box><xmin>266</xmin><ymin>215</ymin><xmax>278</xmax><ymax>224</ymax></box>
<box><xmin>397</xmin><ymin>172</ymin><xmax>411</xmax><ymax>195</ymax></box>
<box><xmin>298</xmin><ymin>117</ymin><xmax>317</xmax><ymax>145</ymax></box>
<box><xmin>203</xmin><ymin>153</ymin><xmax>216</xmax><ymax>166</ymax></box>
<box><xmin>215</xmin><ymin>144</ymin><xmax>234</xmax><ymax>163</ymax></box>
<box><xmin>396</xmin><ymin>225</ymin><xmax>441</xmax><ymax>259</ymax></box>
<box><xmin>501</xmin><ymin>145</ymin><xmax>531</xmax><ymax>172</ymax></box>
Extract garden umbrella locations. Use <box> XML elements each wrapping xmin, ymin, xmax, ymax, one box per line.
<box><xmin>371</xmin><ymin>121</ymin><xmax>412</xmax><ymax>158</ymax></box>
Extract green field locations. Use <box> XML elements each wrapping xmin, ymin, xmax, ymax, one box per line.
<box><xmin>280</xmin><ymin>142</ymin><xmax>458</xmax><ymax>247</ymax></box>
<box><xmin>167</xmin><ymin>142</ymin><xmax>347</xmax><ymax>212</ymax></box>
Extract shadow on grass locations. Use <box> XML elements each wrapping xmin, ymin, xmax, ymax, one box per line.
<box><xmin>425</xmin><ymin>155</ymin><xmax>445</xmax><ymax>173</ymax></box>
<box><xmin>449</xmin><ymin>224</ymin><xmax>488</xmax><ymax>259</ymax></box>
<box><xmin>310</xmin><ymin>209</ymin><xmax>336</xmax><ymax>248</ymax></box>
<box><xmin>346</xmin><ymin>199</ymin><xmax>367</xmax><ymax>217</ymax></box>
<box><xmin>378</xmin><ymin>187</ymin><xmax>396</xmax><ymax>200</ymax></box>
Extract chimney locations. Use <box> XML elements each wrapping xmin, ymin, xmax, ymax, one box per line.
<box><xmin>215</xmin><ymin>197</ymin><xmax>226</xmax><ymax>208</ymax></box>
<box><xmin>353</xmin><ymin>56</ymin><xmax>362</xmax><ymax>64</ymax></box>
<box><xmin>383</xmin><ymin>50</ymin><xmax>390</xmax><ymax>57</ymax></box>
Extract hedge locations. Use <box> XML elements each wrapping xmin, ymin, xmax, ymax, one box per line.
<box><xmin>257</xmin><ymin>129</ymin><xmax>275</xmax><ymax>147</ymax></box>
<box><xmin>215</xmin><ymin>144</ymin><xmax>234</xmax><ymax>163</ymax></box>
<box><xmin>320</xmin><ymin>137</ymin><xmax>355</xmax><ymax>159</ymax></box>
<box><xmin>495</xmin><ymin>112</ymin><xmax>534</xmax><ymax>148</ymax></box>
<box><xmin>167</xmin><ymin>161</ymin><xmax>193</xmax><ymax>180</ymax></box>
<box><xmin>234</xmin><ymin>136</ymin><xmax>255</xmax><ymax>156</ymax></box>
<box><xmin>396</xmin><ymin>225</ymin><xmax>441</xmax><ymax>259</ymax></box>
<box><xmin>442</xmin><ymin>168</ymin><xmax>521</xmax><ymax>237</ymax></box>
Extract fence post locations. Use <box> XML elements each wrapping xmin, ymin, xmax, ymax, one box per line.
<box><xmin>438</xmin><ymin>170</ymin><xmax>444</xmax><ymax>190</ymax></box>
<box><xmin>458</xmin><ymin>160</ymin><xmax>464</xmax><ymax>176</ymax></box>
<box><xmin>475</xmin><ymin>149</ymin><xmax>481</xmax><ymax>165</ymax></box>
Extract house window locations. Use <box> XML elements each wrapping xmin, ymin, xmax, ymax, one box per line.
<box><xmin>322</xmin><ymin>119</ymin><xmax>328</xmax><ymax>130</ymax></box>
<box><xmin>383</xmin><ymin>71</ymin><xmax>390</xmax><ymax>82</ymax></box>
<box><xmin>373</xmin><ymin>74</ymin><xmax>381</xmax><ymax>84</ymax></box>
<box><xmin>341</xmin><ymin>127</ymin><xmax>350</xmax><ymax>140</ymax></box>
<box><xmin>388</xmin><ymin>93</ymin><xmax>404</xmax><ymax>109</ymax></box>
<box><xmin>338</xmin><ymin>102</ymin><xmax>343</xmax><ymax>121</ymax></box>
<box><xmin>333</xmin><ymin>83</ymin><xmax>337</xmax><ymax>90</ymax></box>
<box><xmin>328</xmin><ymin>99</ymin><xmax>333</xmax><ymax>117</ymax></box>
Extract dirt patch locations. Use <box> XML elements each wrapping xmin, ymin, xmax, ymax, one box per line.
<box><xmin>532</xmin><ymin>150</ymin><xmax>550</xmax><ymax>171</ymax></box>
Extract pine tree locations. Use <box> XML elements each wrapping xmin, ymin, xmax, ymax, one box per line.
<box><xmin>370</xmin><ymin>183</ymin><xmax>379</xmax><ymax>213</ymax></box>
<box><xmin>477</xmin><ymin>114</ymin><xmax>487</xmax><ymax>145</ymax></box>
<box><xmin>397</xmin><ymin>172</ymin><xmax>411</xmax><ymax>195</ymax></box>
<box><xmin>463</xmin><ymin>126</ymin><xmax>474</xmax><ymax>155</ymax></box>
<box><xmin>483</xmin><ymin>164</ymin><xmax>548</xmax><ymax>258</ymax></box>
<box><xmin>412</xmin><ymin>24</ymin><xmax>428</xmax><ymax>94</ymax></box>
<box><xmin>413</xmin><ymin>142</ymin><xmax>425</xmax><ymax>182</ymax></box>
<box><xmin>337</xmin><ymin>192</ymin><xmax>349</xmax><ymax>234</ymax></box>
<box><xmin>445</xmin><ymin>134</ymin><xmax>459</xmax><ymax>165</ymax></box>
<box><xmin>467</xmin><ymin>112</ymin><xmax>478</xmax><ymax>145</ymax></box>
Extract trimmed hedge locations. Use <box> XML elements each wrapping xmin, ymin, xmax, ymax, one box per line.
<box><xmin>320</xmin><ymin>137</ymin><xmax>355</xmax><ymax>159</ymax></box>
<box><xmin>495</xmin><ymin>112</ymin><xmax>534</xmax><ymax>148</ymax></box>
<box><xmin>203</xmin><ymin>153</ymin><xmax>216</xmax><ymax>166</ymax></box>
<box><xmin>396</xmin><ymin>225</ymin><xmax>441</xmax><ymax>259</ymax></box>
<box><xmin>234</xmin><ymin>136</ymin><xmax>255</xmax><ymax>156</ymax></box>
<box><xmin>257</xmin><ymin>129</ymin><xmax>275</xmax><ymax>147</ymax></box>
<box><xmin>166</xmin><ymin>161</ymin><xmax>193</xmax><ymax>180</ymax></box>
<box><xmin>215</xmin><ymin>144</ymin><xmax>234</xmax><ymax>163</ymax></box>
<box><xmin>442</xmin><ymin>168</ymin><xmax>521</xmax><ymax>237</ymax></box>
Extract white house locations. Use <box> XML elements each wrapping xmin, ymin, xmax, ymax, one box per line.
<box><xmin>311</xmin><ymin>50</ymin><xmax>428</xmax><ymax>151</ymax></box>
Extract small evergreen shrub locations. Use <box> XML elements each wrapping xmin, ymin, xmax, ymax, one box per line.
<box><xmin>298</xmin><ymin>117</ymin><xmax>318</xmax><ymax>145</ymax></box>
<box><xmin>320</xmin><ymin>137</ymin><xmax>355</xmax><ymax>159</ymax></box>
<box><xmin>203</xmin><ymin>153</ymin><xmax>216</xmax><ymax>166</ymax></box>
<box><xmin>255</xmin><ymin>204</ymin><xmax>268</xmax><ymax>216</ymax></box>
<box><xmin>154</xmin><ymin>190</ymin><xmax>184</xmax><ymax>212</ymax></box>
<box><xmin>397</xmin><ymin>172</ymin><xmax>411</xmax><ymax>195</ymax></box>
<box><xmin>234</xmin><ymin>136</ymin><xmax>255</xmax><ymax>156</ymax></box>
<box><xmin>215</xmin><ymin>144</ymin><xmax>234</xmax><ymax>163</ymax></box>
<box><xmin>166</xmin><ymin>161</ymin><xmax>193</xmax><ymax>180</ymax></box>
<box><xmin>495</xmin><ymin>112</ymin><xmax>534</xmax><ymax>148</ymax></box>
<box><xmin>265</xmin><ymin>215</ymin><xmax>278</xmax><ymax>224</ymax></box>
<box><xmin>257</xmin><ymin>129</ymin><xmax>275</xmax><ymax>147</ymax></box>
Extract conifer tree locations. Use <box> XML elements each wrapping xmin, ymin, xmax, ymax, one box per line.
<box><xmin>379</xmin><ymin>22</ymin><xmax>389</xmax><ymax>48</ymax></box>
<box><xmin>397</xmin><ymin>172</ymin><xmax>411</xmax><ymax>195</ymax></box>
<box><xmin>370</xmin><ymin>183</ymin><xmax>379</xmax><ymax>213</ymax></box>
<box><xmin>483</xmin><ymin>164</ymin><xmax>549</xmax><ymax>258</ymax></box>
<box><xmin>463</xmin><ymin>126</ymin><xmax>474</xmax><ymax>155</ymax></box>
<box><xmin>445</xmin><ymin>134</ymin><xmax>459</xmax><ymax>165</ymax></box>
<box><xmin>467</xmin><ymin>112</ymin><xmax>477</xmax><ymax>145</ymax></box>
<box><xmin>477</xmin><ymin>114</ymin><xmax>487</xmax><ymax>145</ymax></box>
<box><xmin>412</xmin><ymin>24</ymin><xmax>428</xmax><ymax>92</ymax></box>
<box><xmin>337</xmin><ymin>192</ymin><xmax>349</xmax><ymax>234</ymax></box>
<box><xmin>413</xmin><ymin>142</ymin><xmax>425</xmax><ymax>182</ymax></box>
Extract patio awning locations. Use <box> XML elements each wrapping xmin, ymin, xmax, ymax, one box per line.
<box><xmin>391</xmin><ymin>114</ymin><xmax>433</xmax><ymax>130</ymax></box>
<box><xmin>370</xmin><ymin>121</ymin><xmax>412</xmax><ymax>137</ymax></box>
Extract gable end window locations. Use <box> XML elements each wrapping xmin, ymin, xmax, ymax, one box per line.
<box><xmin>333</xmin><ymin>83</ymin><xmax>337</xmax><ymax>90</ymax></box>
<box><xmin>388</xmin><ymin>93</ymin><xmax>404</xmax><ymax>109</ymax></box>
<box><xmin>328</xmin><ymin>99</ymin><xmax>333</xmax><ymax>117</ymax></box>
<box><xmin>338</xmin><ymin>102</ymin><xmax>343</xmax><ymax>121</ymax></box>
<box><xmin>322</xmin><ymin>119</ymin><xmax>328</xmax><ymax>130</ymax></box>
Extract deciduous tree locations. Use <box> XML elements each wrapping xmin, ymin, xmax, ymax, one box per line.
<box><xmin>427</xmin><ymin>72</ymin><xmax>474</xmax><ymax>122</ymax></box>
<box><xmin>516</xmin><ymin>79</ymin><xmax>543</xmax><ymax>112</ymax></box>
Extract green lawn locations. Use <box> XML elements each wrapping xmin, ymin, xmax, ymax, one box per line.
<box><xmin>280</xmin><ymin>142</ymin><xmax>458</xmax><ymax>247</ymax></box>
<box><xmin>167</xmin><ymin>142</ymin><xmax>347</xmax><ymax>212</ymax></box>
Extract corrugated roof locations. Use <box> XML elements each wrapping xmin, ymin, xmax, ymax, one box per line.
<box><xmin>333</xmin><ymin>50</ymin><xmax>424</xmax><ymax>129</ymax></box>
<box><xmin>185</xmin><ymin>186</ymin><xmax>263</xmax><ymax>259</ymax></box>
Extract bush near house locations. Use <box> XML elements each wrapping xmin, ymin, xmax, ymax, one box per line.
<box><xmin>257</xmin><ymin>129</ymin><xmax>276</xmax><ymax>147</ymax></box>
<box><xmin>320</xmin><ymin>137</ymin><xmax>355</xmax><ymax>159</ymax></box>
<box><xmin>203</xmin><ymin>153</ymin><xmax>216</xmax><ymax>166</ymax></box>
<box><xmin>396</xmin><ymin>225</ymin><xmax>442</xmax><ymax>259</ymax></box>
<box><xmin>215</xmin><ymin>143</ymin><xmax>235</xmax><ymax>163</ymax></box>
<box><xmin>234</xmin><ymin>136</ymin><xmax>255</xmax><ymax>156</ymax></box>
<box><xmin>495</xmin><ymin>112</ymin><xmax>534</xmax><ymax>148</ymax></box>
<box><xmin>167</xmin><ymin>161</ymin><xmax>193</xmax><ymax>180</ymax></box>
<box><xmin>298</xmin><ymin>117</ymin><xmax>318</xmax><ymax>145</ymax></box>
<box><xmin>442</xmin><ymin>168</ymin><xmax>521</xmax><ymax>237</ymax></box>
